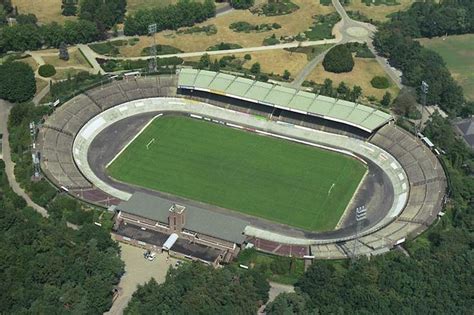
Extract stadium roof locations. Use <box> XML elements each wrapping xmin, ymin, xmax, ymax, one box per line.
<box><xmin>178</xmin><ymin>69</ymin><xmax>393</xmax><ymax>132</ymax></box>
<box><xmin>117</xmin><ymin>192</ymin><xmax>249</xmax><ymax>244</ymax></box>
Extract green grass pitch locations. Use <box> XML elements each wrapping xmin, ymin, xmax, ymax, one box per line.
<box><xmin>107</xmin><ymin>115</ymin><xmax>367</xmax><ymax>231</ymax></box>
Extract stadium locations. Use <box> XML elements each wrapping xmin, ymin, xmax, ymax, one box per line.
<box><xmin>37</xmin><ymin>69</ymin><xmax>446</xmax><ymax>264</ymax></box>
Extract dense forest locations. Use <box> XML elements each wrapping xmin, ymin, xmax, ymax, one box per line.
<box><xmin>125</xmin><ymin>262</ymin><xmax>269</xmax><ymax>314</ymax></box>
<box><xmin>124</xmin><ymin>0</ymin><xmax>216</xmax><ymax>36</ymax></box>
<box><xmin>387</xmin><ymin>0</ymin><xmax>474</xmax><ymax>38</ymax></box>
<box><xmin>0</xmin><ymin>0</ymin><xmax>125</xmax><ymax>52</ymax></box>
<box><xmin>374</xmin><ymin>1</ymin><xmax>472</xmax><ymax>116</ymax></box>
<box><xmin>0</xmin><ymin>160</ymin><xmax>124</xmax><ymax>313</ymax></box>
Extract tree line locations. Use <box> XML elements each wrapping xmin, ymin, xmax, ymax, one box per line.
<box><xmin>374</xmin><ymin>2</ymin><xmax>471</xmax><ymax>116</ymax></box>
<box><xmin>125</xmin><ymin>262</ymin><xmax>270</xmax><ymax>314</ymax></box>
<box><xmin>388</xmin><ymin>0</ymin><xmax>474</xmax><ymax>38</ymax></box>
<box><xmin>124</xmin><ymin>0</ymin><xmax>216</xmax><ymax>36</ymax></box>
<box><xmin>0</xmin><ymin>0</ymin><xmax>125</xmax><ymax>53</ymax></box>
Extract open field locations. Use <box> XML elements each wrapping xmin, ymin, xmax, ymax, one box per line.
<box><xmin>42</xmin><ymin>48</ymin><xmax>92</xmax><ymax>68</ymax></box>
<box><xmin>418</xmin><ymin>34</ymin><xmax>474</xmax><ymax>101</ymax></box>
<box><xmin>52</xmin><ymin>68</ymin><xmax>84</xmax><ymax>81</ymax></box>
<box><xmin>18</xmin><ymin>56</ymin><xmax>38</xmax><ymax>71</ymax></box>
<box><xmin>12</xmin><ymin>0</ymin><xmax>77</xmax><ymax>24</ymax></box>
<box><xmin>108</xmin><ymin>116</ymin><xmax>366</xmax><ymax>231</ymax></box>
<box><xmin>184</xmin><ymin>49</ymin><xmax>309</xmax><ymax>78</ymax></box>
<box><xmin>344</xmin><ymin>0</ymin><xmax>415</xmax><ymax>22</ymax></box>
<box><xmin>119</xmin><ymin>0</ymin><xmax>335</xmax><ymax>56</ymax></box>
<box><xmin>306</xmin><ymin>57</ymin><xmax>399</xmax><ymax>100</ymax></box>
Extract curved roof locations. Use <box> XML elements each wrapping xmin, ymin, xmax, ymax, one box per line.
<box><xmin>178</xmin><ymin>69</ymin><xmax>392</xmax><ymax>133</ymax></box>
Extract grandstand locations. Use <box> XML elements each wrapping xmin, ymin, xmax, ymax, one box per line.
<box><xmin>37</xmin><ymin>71</ymin><xmax>446</xmax><ymax>260</ymax></box>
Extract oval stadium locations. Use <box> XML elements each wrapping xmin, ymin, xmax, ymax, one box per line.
<box><xmin>37</xmin><ymin>69</ymin><xmax>447</xmax><ymax>265</ymax></box>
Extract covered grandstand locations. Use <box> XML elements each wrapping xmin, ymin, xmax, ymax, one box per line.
<box><xmin>178</xmin><ymin>69</ymin><xmax>393</xmax><ymax>133</ymax></box>
<box><xmin>36</xmin><ymin>72</ymin><xmax>446</xmax><ymax>259</ymax></box>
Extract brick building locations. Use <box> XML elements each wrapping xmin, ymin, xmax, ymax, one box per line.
<box><xmin>113</xmin><ymin>192</ymin><xmax>249</xmax><ymax>265</ymax></box>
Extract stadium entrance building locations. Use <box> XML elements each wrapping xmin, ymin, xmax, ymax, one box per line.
<box><xmin>112</xmin><ymin>192</ymin><xmax>249</xmax><ymax>265</ymax></box>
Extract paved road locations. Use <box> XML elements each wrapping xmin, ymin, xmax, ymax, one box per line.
<box><xmin>85</xmin><ymin>38</ymin><xmax>340</xmax><ymax>62</ymax></box>
<box><xmin>33</xmin><ymin>81</ymin><xmax>50</xmax><ymax>105</ymax></box>
<box><xmin>289</xmin><ymin>0</ymin><xmax>380</xmax><ymax>88</ymax></box>
<box><xmin>78</xmin><ymin>44</ymin><xmax>106</xmax><ymax>74</ymax></box>
<box><xmin>0</xmin><ymin>100</ymin><xmax>48</xmax><ymax>217</ymax></box>
<box><xmin>289</xmin><ymin>46</ymin><xmax>333</xmax><ymax>88</ymax></box>
<box><xmin>331</xmin><ymin>0</ymin><xmax>402</xmax><ymax>88</ymax></box>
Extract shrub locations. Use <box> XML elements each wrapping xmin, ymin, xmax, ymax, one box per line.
<box><xmin>38</xmin><ymin>64</ymin><xmax>56</xmax><ymax>77</ymax></box>
<box><xmin>322</xmin><ymin>45</ymin><xmax>354</xmax><ymax>73</ymax></box>
<box><xmin>244</xmin><ymin>54</ymin><xmax>252</xmax><ymax>60</ymax></box>
<box><xmin>230</xmin><ymin>0</ymin><xmax>254</xmax><ymax>9</ymax></box>
<box><xmin>371</xmin><ymin>76</ymin><xmax>390</xmax><ymax>89</ymax></box>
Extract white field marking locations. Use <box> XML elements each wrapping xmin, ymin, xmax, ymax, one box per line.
<box><xmin>328</xmin><ymin>183</ymin><xmax>335</xmax><ymax>196</ymax></box>
<box><xmin>105</xmin><ymin>114</ymin><xmax>162</xmax><ymax>168</ymax></box>
<box><xmin>360</xmin><ymin>144</ymin><xmax>375</xmax><ymax>152</ymax></box>
<box><xmin>146</xmin><ymin>138</ymin><xmax>156</xmax><ymax>150</ymax></box>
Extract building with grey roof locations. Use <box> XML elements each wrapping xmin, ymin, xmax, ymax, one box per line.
<box><xmin>113</xmin><ymin>192</ymin><xmax>249</xmax><ymax>264</ymax></box>
<box><xmin>454</xmin><ymin>118</ymin><xmax>474</xmax><ymax>149</ymax></box>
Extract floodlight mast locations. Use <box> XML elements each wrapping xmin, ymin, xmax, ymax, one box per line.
<box><xmin>418</xmin><ymin>81</ymin><xmax>429</xmax><ymax>134</ymax></box>
<box><xmin>148</xmin><ymin>23</ymin><xmax>158</xmax><ymax>72</ymax></box>
<box><xmin>351</xmin><ymin>205</ymin><xmax>367</xmax><ymax>261</ymax></box>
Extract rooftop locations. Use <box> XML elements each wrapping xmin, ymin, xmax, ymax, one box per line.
<box><xmin>178</xmin><ymin>69</ymin><xmax>393</xmax><ymax>133</ymax></box>
<box><xmin>455</xmin><ymin>118</ymin><xmax>474</xmax><ymax>149</ymax></box>
<box><xmin>117</xmin><ymin>192</ymin><xmax>249</xmax><ymax>244</ymax></box>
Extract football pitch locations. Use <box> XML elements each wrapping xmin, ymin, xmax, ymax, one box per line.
<box><xmin>107</xmin><ymin>115</ymin><xmax>366</xmax><ymax>231</ymax></box>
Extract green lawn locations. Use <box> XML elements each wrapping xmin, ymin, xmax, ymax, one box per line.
<box><xmin>107</xmin><ymin>116</ymin><xmax>366</xmax><ymax>231</ymax></box>
<box><xmin>419</xmin><ymin>34</ymin><xmax>474</xmax><ymax>101</ymax></box>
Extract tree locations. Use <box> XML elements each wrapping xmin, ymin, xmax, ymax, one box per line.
<box><xmin>320</xmin><ymin>78</ymin><xmax>333</xmax><ymax>96</ymax></box>
<box><xmin>322</xmin><ymin>44</ymin><xmax>354</xmax><ymax>73</ymax></box>
<box><xmin>282</xmin><ymin>69</ymin><xmax>291</xmax><ymax>80</ymax></box>
<box><xmin>125</xmin><ymin>263</ymin><xmax>268</xmax><ymax>314</ymax></box>
<box><xmin>197</xmin><ymin>53</ymin><xmax>211</xmax><ymax>69</ymax></box>
<box><xmin>230</xmin><ymin>0</ymin><xmax>254</xmax><ymax>9</ymax></box>
<box><xmin>0</xmin><ymin>62</ymin><xmax>36</xmax><ymax>103</ymax></box>
<box><xmin>350</xmin><ymin>85</ymin><xmax>362</xmax><ymax>102</ymax></box>
<box><xmin>244</xmin><ymin>53</ymin><xmax>252</xmax><ymax>60</ymax></box>
<box><xmin>59</xmin><ymin>42</ymin><xmax>69</xmax><ymax>61</ymax></box>
<box><xmin>79</xmin><ymin>0</ymin><xmax>126</xmax><ymax>29</ymax></box>
<box><xmin>381</xmin><ymin>91</ymin><xmax>392</xmax><ymax>106</ymax></box>
<box><xmin>250</xmin><ymin>62</ymin><xmax>261</xmax><ymax>74</ymax></box>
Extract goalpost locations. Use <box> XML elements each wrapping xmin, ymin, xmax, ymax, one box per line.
<box><xmin>146</xmin><ymin>138</ymin><xmax>156</xmax><ymax>150</ymax></box>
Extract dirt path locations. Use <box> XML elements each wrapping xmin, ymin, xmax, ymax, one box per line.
<box><xmin>0</xmin><ymin>100</ymin><xmax>48</xmax><ymax>217</ymax></box>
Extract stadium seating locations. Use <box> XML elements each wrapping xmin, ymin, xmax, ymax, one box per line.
<box><xmin>38</xmin><ymin>75</ymin><xmax>446</xmax><ymax>259</ymax></box>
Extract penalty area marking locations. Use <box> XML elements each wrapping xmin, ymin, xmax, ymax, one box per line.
<box><xmin>105</xmin><ymin>113</ymin><xmax>162</xmax><ymax>168</ymax></box>
<box><xmin>146</xmin><ymin>138</ymin><xmax>156</xmax><ymax>150</ymax></box>
<box><xmin>328</xmin><ymin>183</ymin><xmax>335</xmax><ymax>196</ymax></box>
